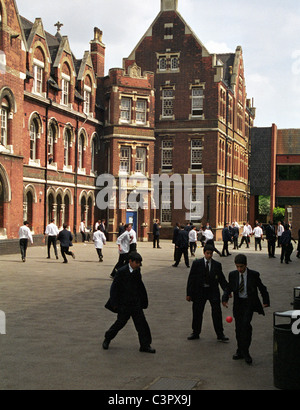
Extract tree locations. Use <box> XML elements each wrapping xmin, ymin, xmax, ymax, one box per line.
<box><xmin>273</xmin><ymin>207</ymin><xmax>285</xmax><ymax>223</ymax></box>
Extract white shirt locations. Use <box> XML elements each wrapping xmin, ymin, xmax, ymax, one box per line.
<box><xmin>253</xmin><ymin>226</ymin><xmax>263</xmax><ymax>238</ymax></box>
<box><xmin>80</xmin><ymin>222</ymin><xmax>85</xmax><ymax>233</ymax></box>
<box><xmin>93</xmin><ymin>230</ymin><xmax>106</xmax><ymax>249</ymax></box>
<box><xmin>189</xmin><ymin>230</ymin><xmax>197</xmax><ymax>242</ymax></box>
<box><xmin>277</xmin><ymin>224</ymin><xmax>284</xmax><ymax>236</ymax></box>
<box><xmin>204</xmin><ymin>229</ymin><xmax>214</xmax><ymax>242</ymax></box>
<box><xmin>19</xmin><ymin>225</ymin><xmax>33</xmax><ymax>243</ymax></box>
<box><xmin>45</xmin><ymin>223</ymin><xmax>59</xmax><ymax>236</ymax></box>
<box><xmin>116</xmin><ymin>230</ymin><xmax>132</xmax><ymax>254</ymax></box>
<box><xmin>129</xmin><ymin>229</ymin><xmax>137</xmax><ymax>244</ymax></box>
<box><xmin>242</xmin><ymin>225</ymin><xmax>251</xmax><ymax>236</ymax></box>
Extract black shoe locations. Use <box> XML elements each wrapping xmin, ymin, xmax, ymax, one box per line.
<box><xmin>102</xmin><ymin>339</ymin><xmax>110</xmax><ymax>350</ymax></box>
<box><xmin>187</xmin><ymin>333</ymin><xmax>200</xmax><ymax>340</ymax></box>
<box><xmin>56</xmin><ymin>256</ymin><xmax>59</xmax><ymax>260</ymax></box>
<box><xmin>172</xmin><ymin>264</ymin><xmax>178</xmax><ymax>267</ymax></box>
<box><xmin>232</xmin><ymin>352</ymin><xmax>244</xmax><ymax>360</ymax></box>
<box><xmin>244</xmin><ymin>354</ymin><xmax>253</xmax><ymax>365</ymax></box>
<box><xmin>217</xmin><ymin>335</ymin><xmax>229</xmax><ymax>343</ymax></box>
<box><xmin>140</xmin><ymin>346</ymin><xmax>156</xmax><ymax>353</ymax></box>
<box><xmin>186</xmin><ymin>265</ymin><xmax>190</xmax><ymax>268</ymax></box>
<box><xmin>47</xmin><ymin>257</ymin><xmax>50</xmax><ymax>259</ymax></box>
<box><xmin>63</xmin><ymin>260</ymin><xmax>68</xmax><ymax>263</ymax></box>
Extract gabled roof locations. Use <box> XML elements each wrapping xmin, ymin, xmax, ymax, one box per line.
<box><xmin>126</xmin><ymin>7</ymin><xmax>210</xmax><ymax>62</ymax></box>
<box><xmin>76</xmin><ymin>51</ymin><xmax>96</xmax><ymax>82</ymax></box>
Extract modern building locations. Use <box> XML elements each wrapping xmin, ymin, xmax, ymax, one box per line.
<box><xmin>250</xmin><ymin>125</ymin><xmax>300</xmax><ymax>224</ymax></box>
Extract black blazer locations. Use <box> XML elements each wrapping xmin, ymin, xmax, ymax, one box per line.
<box><xmin>57</xmin><ymin>229</ymin><xmax>73</xmax><ymax>248</ymax></box>
<box><xmin>153</xmin><ymin>223</ymin><xmax>160</xmax><ymax>237</ymax></box>
<box><xmin>105</xmin><ymin>264</ymin><xmax>148</xmax><ymax>313</ymax></box>
<box><xmin>222</xmin><ymin>269</ymin><xmax>270</xmax><ymax>316</ymax></box>
<box><xmin>187</xmin><ymin>258</ymin><xmax>228</xmax><ymax>301</ymax></box>
<box><xmin>176</xmin><ymin>229</ymin><xmax>189</xmax><ymax>249</ymax></box>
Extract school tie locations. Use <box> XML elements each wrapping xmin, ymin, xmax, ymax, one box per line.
<box><xmin>239</xmin><ymin>273</ymin><xmax>245</xmax><ymax>294</ymax></box>
<box><xmin>205</xmin><ymin>261</ymin><xmax>210</xmax><ymax>285</ymax></box>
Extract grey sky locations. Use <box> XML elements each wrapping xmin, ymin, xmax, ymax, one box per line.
<box><xmin>16</xmin><ymin>0</ymin><xmax>300</xmax><ymax>129</ymax></box>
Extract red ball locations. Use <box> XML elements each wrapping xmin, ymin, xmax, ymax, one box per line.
<box><xmin>226</xmin><ymin>316</ymin><xmax>233</xmax><ymax>323</ymax></box>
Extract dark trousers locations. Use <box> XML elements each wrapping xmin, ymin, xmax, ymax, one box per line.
<box><xmin>234</xmin><ymin>298</ymin><xmax>254</xmax><ymax>356</ymax></box>
<box><xmin>233</xmin><ymin>237</ymin><xmax>238</xmax><ymax>249</ymax></box>
<box><xmin>281</xmin><ymin>244</ymin><xmax>292</xmax><ymax>263</ymax></box>
<box><xmin>267</xmin><ymin>239</ymin><xmax>276</xmax><ymax>257</ymax></box>
<box><xmin>174</xmin><ymin>247</ymin><xmax>189</xmax><ymax>267</ymax></box>
<box><xmin>111</xmin><ymin>253</ymin><xmax>129</xmax><ymax>277</ymax></box>
<box><xmin>20</xmin><ymin>238</ymin><xmax>28</xmax><ymax>260</ymax></box>
<box><xmin>130</xmin><ymin>243</ymin><xmax>137</xmax><ymax>253</ymax></box>
<box><xmin>239</xmin><ymin>236</ymin><xmax>249</xmax><ymax>248</ymax></box>
<box><xmin>61</xmin><ymin>246</ymin><xmax>73</xmax><ymax>262</ymax></box>
<box><xmin>105</xmin><ymin>306</ymin><xmax>152</xmax><ymax>348</ymax></box>
<box><xmin>153</xmin><ymin>235</ymin><xmax>160</xmax><ymax>248</ymax></box>
<box><xmin>96</xmin><ymin>248</ymin><xmax>103</xmax><ymax>260</ymax></box>
<box><xmin>222</xmin><ymin>241</ymin><xmax>230</xmax><ymax>255</ymax></box>
<box><xmin>255</xmin><ymin>237</ymin><xmax>262</xmax><ymax>251</ymax></box>
<box><xmin>189</xmin><ymin>242</ymin><xmax>197</xmax><ymax>256</ymax></box>
<box><xmin>192</xmin><ymin>288</ymin><xmax>224</xmax><ymax>338</ymax></box>
<box><xmin>47</xmin><ymin>236</ymin><xmax>58</xmax><ymax>258</ymax></box>
<box><xmin>81</xmin><ymin>232</ymin><xmax>86</xmax><ymax>242</ymax></box>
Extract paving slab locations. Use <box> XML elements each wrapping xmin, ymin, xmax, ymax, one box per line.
<box><xmin>0</xmin><ymin>239</ymin><xmax>299</xmax><ymax>390</ymax></box>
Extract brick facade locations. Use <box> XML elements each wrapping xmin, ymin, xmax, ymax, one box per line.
<box><xmin>124</xmin><ymin>0</ymin><xmax>255</xmax><ymax>239</ymax></box>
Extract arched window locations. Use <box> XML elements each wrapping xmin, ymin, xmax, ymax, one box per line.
<box><xmin>1</xmin><ymin>99</ymin><xmax>8</xmax><ymax>146</ymax></box>
<box><xmin>30</xmin><ymin>118</ymin><xmax>40</xmax><ymax>161</ymax></box>
<box><xmin>91</xmin><ymin>137</ymin><xmax>98</xmax><ymax>173</ymax></box>
<box><xmin>78</xmin><ymin>134</ymin><xmax>85</xmax><ymax>170</ymax></box>
<box><xmin>48</xmin><ymin>123</ymin><xmax>55</xmax><ymax>160</ymax></box>
<box><xmin>64</xmin><ymin>128</ymin><xmax>72</xmax><ymax>167</ymax></box>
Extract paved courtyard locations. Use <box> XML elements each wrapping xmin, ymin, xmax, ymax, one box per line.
<box><xmin>0</xmin><ymin>238</ymin><xmax>299</xmax><ymax>390</ymax></box>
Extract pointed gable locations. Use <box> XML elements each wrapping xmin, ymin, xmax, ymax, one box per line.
<box><xmin>53</xmin><ymin>36</ymin><xmax>75</xmax><ymax>73</ymax></box>
<box><xmin>77</xmin><ymin>51</ymin><xmax>96</xmax><ymax>83</ymax></box>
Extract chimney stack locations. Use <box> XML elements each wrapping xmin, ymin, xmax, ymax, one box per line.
<box><xmin>90</xmin><ymin>27</ymin><xmax>106</xmax><ymax>78</ymax></box>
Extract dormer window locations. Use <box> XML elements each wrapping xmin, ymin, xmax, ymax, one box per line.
<box><xmin>83</xmin><ymin>85</ymin><xmax>91</xmax><ymax>115</ymax></box>
<box><xmin>61</xmin><ymin>74</ymin><xmax>70</xmax><ymax>106</ymax></box>
<box><xmin>33</xmin><ymin>59</ymin><xmax>44</xmax><ymax>94</ymax></box>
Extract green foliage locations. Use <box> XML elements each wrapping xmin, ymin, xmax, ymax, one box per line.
<box><xmin>273</xmin><ymin>207</ymin><xmax>285</xmax><ymax>223</ymax></box>
<box><xmin>259</xmin><ymin>196</ymin><xmax>270</xmax><ymax>215</ymax></box>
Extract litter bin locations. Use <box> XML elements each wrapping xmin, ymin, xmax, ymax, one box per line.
<box><xmin>273</xmin><ymin>310</ymin><xmax>300</xmax><ymax>390</ymax></box>
<box><xmin>293</xmin><ymin>287</ymin><xmax>300</xmax><ymax>310</ymax></box>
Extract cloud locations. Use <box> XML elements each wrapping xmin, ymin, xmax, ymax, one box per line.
<box><xmin>205</xmin><ymin>41</ymin><xmax>233</xmax><ymax>54</ymax></box>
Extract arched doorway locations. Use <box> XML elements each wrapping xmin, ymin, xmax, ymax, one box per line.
<box><xmin>64</xmin><ymin>195</ymin><xmax>70</xmax><ymax>227</ymax></box>
<box><xmin>56</xmin><ymin>194</ymin><xmax>62</xmax><ymax>228</ymax></box>
<box><xmin>48</xmin><ymin>193</ymin><xmax>54</xmax><ymax>224</ymax></box>
<box><xmin>26</xmin><ymin>191</ymin><xmax>33</xmax><ymax>227</ymax></box>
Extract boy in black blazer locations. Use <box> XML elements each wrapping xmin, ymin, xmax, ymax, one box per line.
<box><xmin>186</xmin><ymin>244</ymin><xmax>229</xmax><ymax>342</ymax></box>
<box><xmin>222</xmin><ymin>254</ymin><xmax>270</xmax><ymax>364</ymax></box>
<box><xmin>103</xmin><ymin>252</ymin><xmax>155</xmax><ymax>354</ymax></box>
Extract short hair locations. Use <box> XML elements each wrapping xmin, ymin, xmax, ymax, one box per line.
<box><xmin>128</xmin><ymin>252</ymin><xmax>143</xmax><ymax>263</ymax></box>
<box><xmin>63</xmin><ymin>223</ymin><xmax>68</xmax><ymax>229</ymax></box>
<box><xmin>235</xmin><ymin>254</ymin><xmax>247</xmax><ymax>265</ymax></box>
<box><xmin>24</xmin><ymin>221</ymin><xmax>29</xmax><ymax>225</ymax></box>
<box><xmin>204</xmin><ymin>244</ymin><xmax>214</xmax><ymax>253</ymax></box>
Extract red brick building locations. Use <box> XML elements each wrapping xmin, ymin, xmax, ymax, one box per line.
<box><xmin>97</xmin><ymin>65</ymin><xmax>156</xmax><ymax>241</ymax></box>
<box><xmin>0</xmin><ymin>0</ymin><xmax>157</xmax><ymax>249</ymax></box>
<box><xmin>124</xmin><ymin>0</ymin><xmax>256</xmax><ymax>239</ymax></box>
<box><xmin>0</xmin><ymin>0</ymin><xmax>256</xmax><ymax>247</ymax></box>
